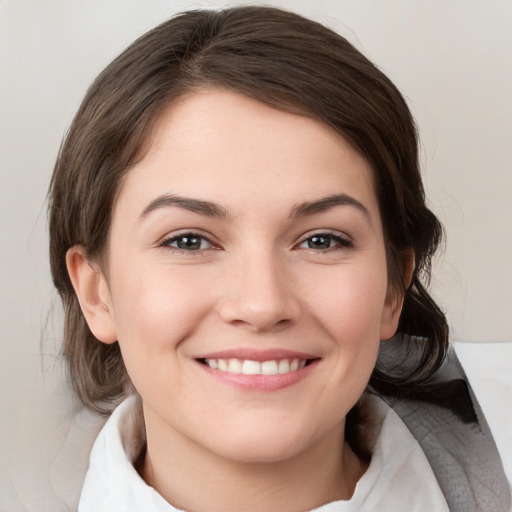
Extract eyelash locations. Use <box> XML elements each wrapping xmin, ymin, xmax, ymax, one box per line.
<box><xmin>296</xmin><ymin>231</ymin><xmax>353</xmax><ymax>251</ymax></box>
<box><xmin>159</xmin><ymin>231</ymin><xmax>217</xmax><ymax>252</ymax></box>
<box><xmin>159</xmin><ymin>230</ymin><xmax>353</xmax><ymax>253</ymax></box>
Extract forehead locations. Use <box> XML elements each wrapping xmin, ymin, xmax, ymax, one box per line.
<box><xmin>115</xmin><ymin>89</ymin><xmax>379</xmax><ymax>222</ymax></box>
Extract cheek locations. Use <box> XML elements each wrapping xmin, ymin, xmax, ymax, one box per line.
<box><xmin>111</xmin><ymin>264</ymin><xmax>215</xmax><ymax>356</ymax></box>
<box><xmin>110</xmin><ymin>266</ymin><xmax>217</xmax><ymax>402</ymax></box>
<box><xmin>306</xmin><ymin>263</ymin><xmax>387</xmax><ymax>390</ymax></box>
<box><xmin>309</xmin><ymin>264</ymin><xmax>388</xmax><ymax>340</ymax></box>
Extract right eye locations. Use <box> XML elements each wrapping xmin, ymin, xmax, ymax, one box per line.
<box><xmin>160</xmin><ymin>232</ymin><xmax>213</xmax><ymax>251</ymax></box>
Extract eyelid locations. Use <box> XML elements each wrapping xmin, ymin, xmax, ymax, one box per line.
<box><xmin>294</xmin><ymin>229</ymin><xmax>354</xmax><ymax>250</ymax></box>
<box><xmin>158</xmin><ymin>229</ymin><xmax>221</xmax><ymax>250</ymax></box>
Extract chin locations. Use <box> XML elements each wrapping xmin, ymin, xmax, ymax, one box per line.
<box><xmin>219</xmin><ymin>441</ymin><xmax>306</xmax><ymax>464</ymax></box>
<box><xmin>206</xmin><ymin>421</ymin><xmax>327</xmax><ymax>464</ymax></box>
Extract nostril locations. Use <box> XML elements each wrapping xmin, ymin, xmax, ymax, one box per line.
<box><xmin>217</xmin><ymin>288</ymin><xmax>301</xmax><ymax>332</ymax></box>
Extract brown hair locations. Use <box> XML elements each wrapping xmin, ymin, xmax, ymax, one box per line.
<box><xmin>49</xmin><ymin>6</ymin><xmax>448</xmax><ymax>413</ymax></box>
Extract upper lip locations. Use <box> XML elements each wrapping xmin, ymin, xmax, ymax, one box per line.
<box><xmin>195</xmin><ymin>348</ymin><xmax>319</xmax><ymax>362</ymax></box>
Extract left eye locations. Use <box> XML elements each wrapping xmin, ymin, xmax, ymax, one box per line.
<box><xmin>298</xmin><ymin>233</ymin><xmax>351</xmax><ymax>250</ymax></box>
<box><xmin>162</xmin><ymin>233</ymin><xmax>212</xmax><ymax>251</ymax></box>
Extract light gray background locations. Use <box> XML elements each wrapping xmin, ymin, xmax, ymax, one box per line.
<box><xmin>0</xmin><ymin>1</ymin><xmax>511</xmax><ymax>510</ymax></box>
<box><xmin>2</xmin><ymin>0</ymin><xmax>511</xmax><ymax>351</ymax></box>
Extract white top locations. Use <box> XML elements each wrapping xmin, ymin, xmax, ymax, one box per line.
<box><xmin>78</xmin><ymin>394</ymin><xmax>449</xmax><ymax>512</ymax></box>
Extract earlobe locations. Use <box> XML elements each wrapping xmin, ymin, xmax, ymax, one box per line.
<box><xmin>403</xmin><ymin>249</ymin><xmax>415</xmax><ymax>291</ymax></box>
<box><xmin>65</xmin><ymin>246</ymin><xmax>117</xmax><ymax>344</ymax></box>
<box><xmin>380</xmin><ymin>250</ymin><xmax>415</xmax><ymax>341</ymax></box>
<box><xmin>379</xmin><ymin>292</ymin><xmax>404</xmax><ymax>342</ymax></box>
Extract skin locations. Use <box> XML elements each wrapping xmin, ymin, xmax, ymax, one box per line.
<box><xmin>67</xmin><ymin>89</ymin><xmax>407</xmax><ymax>511</ymax></box>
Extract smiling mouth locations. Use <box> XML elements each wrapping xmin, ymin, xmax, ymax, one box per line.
<box><xmin>198</xmin><ymin>358</ymin><xmax>317</xmax><ymax>375</ymax></box>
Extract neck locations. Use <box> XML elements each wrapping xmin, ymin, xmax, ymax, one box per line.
<box><xmin>140</xmin><ymin>405</ymin><xmax>367</xmax><ymax>512</ymax></box>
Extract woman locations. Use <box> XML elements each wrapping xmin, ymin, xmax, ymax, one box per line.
<box><xmin>48</xmin><ymin>6</ymin><xmax>510</xmax><ymax>511</ymax></box>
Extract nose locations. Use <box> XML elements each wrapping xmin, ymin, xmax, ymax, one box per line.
<box><xmin>217</xmin><ymin>251</ymin><xmax>301</xmax><ymax>333</ymax></box>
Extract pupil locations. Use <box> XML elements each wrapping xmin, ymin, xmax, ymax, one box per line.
<box><xmin>309</xmin><ymin>236</ymin><xmax>330</xmax><ymax>249</ymax></box>
<box><xmin>177</xmin><ymin>236</ymin><xmax>200</xmax><ymax>250</ymax></box>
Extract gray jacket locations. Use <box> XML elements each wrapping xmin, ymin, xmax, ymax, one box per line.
<box><xmin>375</xmin><ymin>338</ymin><xmax>510</xmax><ymax>512</ymax></box>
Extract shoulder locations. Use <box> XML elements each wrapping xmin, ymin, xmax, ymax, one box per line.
<box><xmin>79</xmin><ymin>396</ymin><xmax>177</xmax><ymax>512</ymax></box>
<box><xmin>374</xmin><ymin>337</ymin><xmax>511</xmax><ymax>512</ymax></box>
<box><xmin>453</xmin><ymin>341</ymin><xmax>512</xmax><ymax>484</ymax></box>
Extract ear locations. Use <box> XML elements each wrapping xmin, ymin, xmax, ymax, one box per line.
<box><xmin>66</xmin><ymin>245</ymin><xmax>117</xmax><ymax>344</ymax></box>
<box><xmin>380</xmin><ymin>250</ymin><xmax>415</xmax><ymax>341</ymax></box>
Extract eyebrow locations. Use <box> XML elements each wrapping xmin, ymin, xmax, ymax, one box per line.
<box><xmin>290</xmin><ymin>194</ymin><xmax>371</xmax><ymax>220</ymax></box>
<box><xmin>139</xmin><ymin>192</ymin><xmax>370</xmax><ymax>223</ymax></box>
<box><xmin>139</xmin><ymin>194</ymin><xmax>229</xmax><ymax>220</ymax></box>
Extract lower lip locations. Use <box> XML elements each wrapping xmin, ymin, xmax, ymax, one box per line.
<box><xmin>196</xmin><ymin>360</ymin><xmax>319</xmax><ymax>392</ymax></box>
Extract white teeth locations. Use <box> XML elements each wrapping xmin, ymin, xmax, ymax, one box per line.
<box><xmin>261</xmin><ymin>360</ymin><xmax>279</xmax><ymax>375</ymax></box>
<box><xmin>242</xmin><ymin>360</ymin><xmax>261</xmax><ymax>375</ymax></box>
<box><xmin>204</xmin><ymin>358</ymin><xmax>308</xmax><ymax>375</ymax></box>
<box><xmin>228</xmin><ymin>358</ymin><xmax>242</xmax><ymax>373</ymax></box>
<box><xmin>278</xmin><ymin>359</ymin><xmax>290</xmax><ymax>374</ymax></box>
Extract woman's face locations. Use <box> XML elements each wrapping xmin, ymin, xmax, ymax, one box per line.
<box><xmin>99</xmin><ymin>89</ymin><xmax>402</xmax><ymax>463</ymax></box>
